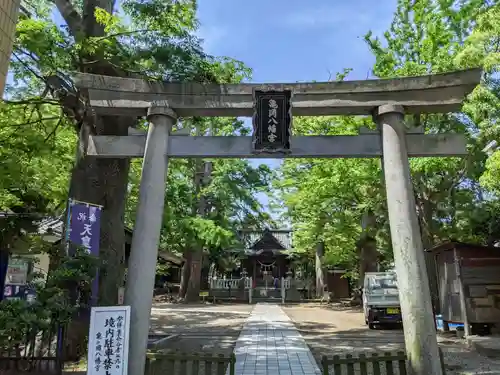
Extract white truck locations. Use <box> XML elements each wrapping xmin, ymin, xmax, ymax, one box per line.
<box><xmin>363</xmin><ymin>271</ymin><xmax>402</xmax><ymax>329</ymax></box>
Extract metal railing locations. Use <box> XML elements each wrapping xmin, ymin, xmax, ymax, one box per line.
<box><xmin>209</xmin><ymin>278</ymin><xmax>252</xmax><ymax>290</ymax></box>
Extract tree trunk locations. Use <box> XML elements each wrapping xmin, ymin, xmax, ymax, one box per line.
<box><xmin>179</xmin><ymin>249</ymin><xmax>191</xmax><ymax>298</ymax></box>
<box><xmin>315</xmin><ymin>241</ymin><xmax>326</xmax><ymax>297</ymax></box>
<box><xmin>358</xmin><ymin>236</ymin><xmax>378</xmax><ymax>284</ymax></box>
<box><xmin>200</xmin><ymin>264</ymin><xmax>209</xmax><ymax>290</ymax></box>
<box><xmin>184</xmin><ymin>158</ymin><xmax>208</xmax><ymax>302</ymax></box>
<box><xmin>63</xmin><ymin>115</ymin><xmax>131</xmax><ymax>359</ymax></box>
<box><xmin>414</xmin><ymin>186</ymin><xmax>435</xmax><ymax>250</ymax></box>
<box><xmin>185</xmin><ymin>251</ymin><xmax>203</xmax><ymax>302</ymax></box>
<box><xmin>417</xmin><ymin>196</ymin><xmax>439</xmax><ymax>314</ymax></box>
<box><xmin>69</xmin><ymin>115</ymin><xmax>131</xmax><ymax>306</ymax></box>
<box><xmin>351</xmin><ymin>235</ymin><xmax>378</xmax><ymax>305</ymax></box>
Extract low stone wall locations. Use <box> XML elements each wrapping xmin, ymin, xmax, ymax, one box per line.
<box><xmin>210</xmin><ymin>288</ymin><xmax>248</xmax><ymax>301</ymax></box>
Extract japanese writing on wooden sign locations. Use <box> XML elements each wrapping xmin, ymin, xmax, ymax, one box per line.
<box><xmin>252</xmin><ymin>89</ymin><xmax>292</xmax><ymax>153</ymax></box>
<box><xmin>87</xmin><ymin>306</ymin><xmax>131</xmax><ymax>375</ymax></box>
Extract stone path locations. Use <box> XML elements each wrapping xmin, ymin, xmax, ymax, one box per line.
<box><xmin>230</xmin><ymin>303</ymin><xmax>321</xmax><ymax>375</ymax></box>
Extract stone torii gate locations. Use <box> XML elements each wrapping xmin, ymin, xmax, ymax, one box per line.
<box><xmin>75</xmin><ymin>68</ymin><xmax>481</xmax><ymax>375</ymax></box>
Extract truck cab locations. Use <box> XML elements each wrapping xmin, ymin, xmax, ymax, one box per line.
<box><xmin>363</xmin><ymin>271</ymin><xmax>402</xmax><ymax>329</ymax></box>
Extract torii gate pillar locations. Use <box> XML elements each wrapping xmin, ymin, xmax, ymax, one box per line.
<box><xmin>124</xmin><ymin>105</ymin><xmax>177</xmax><ymax>375</ymax></box>
<box><xmin>375</xmin><ymin>104</ymin><xmax>443</xmax><ymax>375</ymax></box>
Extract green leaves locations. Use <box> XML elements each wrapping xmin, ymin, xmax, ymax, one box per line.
<box><xmin>122</xmin><ymin>0</ymin><xmax>198</xmax><ymax>36</ymax></box>
<box><xmin>275</xmin><ymin>116</ymin><xmax>387</xmax><ymax>269</ymax></box>
<box><xmin>0</xmin><ymin>247</ymin><xmax>98</xmax><ymax>351</ymax></box>
<box><xmin>0</xmin><ymin>102</ymin><xmax>75</xmax><ymax>213</ymax></box>
<box><xmin>456</xmin><ymin>4</ymin><xmax>500</xmax><ymax>73</ymax></box>
<box><xmin>481</xmin><ymin>150</ymin><xmax>500</xmax><ymax>194</ymax></box>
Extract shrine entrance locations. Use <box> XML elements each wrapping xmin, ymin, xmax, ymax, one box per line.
<box><xmin>239</xmin><ymin>229</ymin><xmax>291</xmax><ymax>286</ymax></box>
<box><xmin>75</xmin><ymin>68</ymin><xmax>481</xmax><ymax>375</ymax></box>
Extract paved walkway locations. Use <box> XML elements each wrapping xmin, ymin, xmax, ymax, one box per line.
<box><xmin>231</xmin><ymin>303</ymin><xmax>321</xmax><ymax>375</ymax></box>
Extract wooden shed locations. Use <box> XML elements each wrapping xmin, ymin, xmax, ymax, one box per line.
<box><xmin>326</xmin><ymin>269</ymin><xmax>351</xmax><ymax>299</ymax></box>
<box><xmin>425</xmin><ymin>241</ymin><xmax>500</xmax><ymax>334</ymax></box>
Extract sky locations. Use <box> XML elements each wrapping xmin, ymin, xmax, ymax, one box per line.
<box><xmin>194</xmin><ymin>0</ymin><xmax>398</xmax><ymax>212</ymax></box>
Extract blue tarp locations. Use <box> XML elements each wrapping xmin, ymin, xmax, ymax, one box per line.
<box><xmin>435</xmin><ymin>314</ymin><xmax>464</xmax><ymax>330</ymax></box>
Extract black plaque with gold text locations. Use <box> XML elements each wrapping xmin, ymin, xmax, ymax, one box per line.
<box><xmin>252</xmin><ymin>89</ymin><xmax>292</xmax><ymax>153</ymax></box>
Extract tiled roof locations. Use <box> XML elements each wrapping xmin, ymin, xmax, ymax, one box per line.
<box><xmin>38</xmin><ymin>217</ymin><xmax>64</xmax><ymax>237</ymax></box>
<box><xmin>238</xmin><ymin>229</ymin><xmax>292</xmax><ymax>254</ymax></box>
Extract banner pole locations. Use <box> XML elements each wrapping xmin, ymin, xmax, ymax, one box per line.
<box><xmin>70</xmin><ymin>198</ymin><xmax>104</xmax><ymax>208</ymax></box>
<box><xmin>64</xmin><ymin>199</ymin><xmax>73</xmax><ymax>255</ymax></box>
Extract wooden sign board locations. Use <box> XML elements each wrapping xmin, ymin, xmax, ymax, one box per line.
<box><xmin>87</xmin><ymin>306</ymin><xmax>131</xmax><ymax>375</ymax></box>
<box><xmin>252</xmin><ymin>89</ymin><xmax>292</xmax><ymax>153</ymax></box>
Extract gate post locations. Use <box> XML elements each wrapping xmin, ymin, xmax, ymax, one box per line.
<box><xmin>124</xmin><ymin>104</ymin><xmax>177</xmax><ymax>375</ymax></box>
<box><xmin>375</xmin><ymin>104</ymin><xmax>442</xmax><ymax>375</ymax></box>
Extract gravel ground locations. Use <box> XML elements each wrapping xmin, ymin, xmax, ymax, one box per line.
<box><xmin>283</xmin><ymin>302</ymin><xmax>500</xmax><ymax>375</ymax></box>
<box><xmin>149</xmin><ymin>302</ymin><xmax>253</xmax><ymax>336</ymax></box>
<box><xmin>148</xmin><ymin>302</ymin><xmax>253</xmax><ymax>374</ymax></box>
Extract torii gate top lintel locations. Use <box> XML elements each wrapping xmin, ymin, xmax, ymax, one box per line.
<box><xmin>74</xmin><ymin>68</ymin><xmax>481</xmax><ymax>118</ymax></box>
<box><xmin>78</xmin><ymin>68</ymin><xmax>482</xmax><ymax>160</ymax></box>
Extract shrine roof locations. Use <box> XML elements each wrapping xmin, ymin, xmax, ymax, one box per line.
<box><xmin>237</xmin><ymin>229</ymin><xmax>292</xmax><ymax>254</ymax></box>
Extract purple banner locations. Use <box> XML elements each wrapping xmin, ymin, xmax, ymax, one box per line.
<box><xmin>69</xmin><ymin>200</ymin><xmax>102</xmax><ymax>306</ymax></box>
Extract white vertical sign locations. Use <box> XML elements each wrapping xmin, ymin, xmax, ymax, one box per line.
<box><xmin>87</xmin><ymin>306</ymin><xmax>131</xmax><ymax>375</ymax></box>
<box><xmin>117</xmin><ymin>287</ymin><xmax>125</xmax><ymax>305</ymax></box>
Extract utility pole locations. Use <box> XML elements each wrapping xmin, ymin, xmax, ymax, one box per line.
<box><xmin>374</xmin><ymin>104</ymin><xmax>443</xmax><ymax>375</ymax></box>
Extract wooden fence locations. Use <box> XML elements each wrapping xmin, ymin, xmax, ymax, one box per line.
<box><xmin>321</xmin><ymin>350</ymin><xmax>446</xmax><ymax>375</ymax></box>
<box><xmin>321</xmin><ymin>352</ymin><xmax>407</xmax><ymax>375</ymax></box>
<box><xmin>146</xmin><ymin>351</ymin><xmax>236</xmax><ymax>375</ymax></box>
<box><xmin>0</xmin><ymin>324</ymin><xmax>65</xmax><ymax>375</ymax></box>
